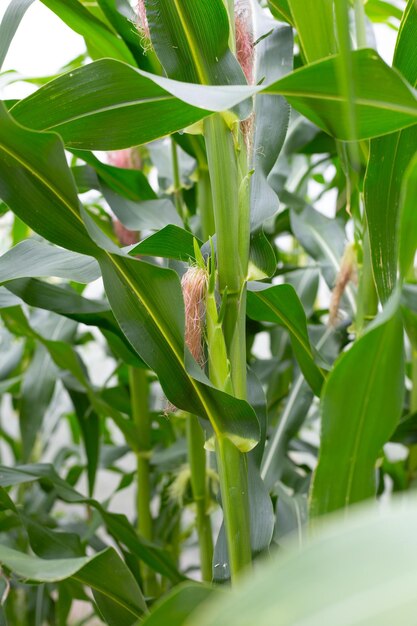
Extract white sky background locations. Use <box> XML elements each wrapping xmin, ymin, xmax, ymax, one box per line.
<box><xmin>0</xmin><ymin>0</ymin><xmax>399</xmax><ymax>101</ymax></box>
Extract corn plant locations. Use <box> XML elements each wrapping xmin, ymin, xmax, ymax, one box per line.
<box><xmin>0</xmin><ymin>0</ymin><xmax>416</xmax><ymax>623</ymax></box>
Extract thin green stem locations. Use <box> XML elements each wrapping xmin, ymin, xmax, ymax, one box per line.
<box><xmin>411</xmin><ymin>350</ymin><xmax>417</xmax><ymax>415</ymax></box>
<box><xmin>186</xmin><ymin>414</ymin><xmax>213</xmax><ymax>582</ymax></box>
<box><xmin>356</xmin><ymin>220</ymin><xmax>378</xmax><ymax>334</ymax></box>
<box><xmin>204</xmin><ymin>116</ymin><xmax>243</xmax><ymax>295</ymax></box>
<box><xmin>406</xmin><ymin>351</ymin><xmax>417</xmax><ymax>484</ymax></box>
<box><xmin>128</xmin><ymin>366</ymin><xmax>158</xmax><ymax>597</ymax></box>
<box><xmin>198</xmin><ymin>167</ymin><xmax>215</xmax><ymax>240</ymax></box>
<box><xmin>204</xmin><ymin>113</ymin><xmax>252</xmax><ymax>582</ymax></box>
<box><xmin>171</xmin><ymin>138</ymin><xmax>188</xmax><ymax>227</ymax></box>
<box><xmin>215</xmin><ymin>436</ymin><xmax>252</xmax><ymax>578</ymax></box>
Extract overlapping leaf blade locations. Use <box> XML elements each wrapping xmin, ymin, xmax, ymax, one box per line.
<box><xmin>0</xmin><ymin>544</ymin><xmax>146</xmax><ymax>625</ymax></box>
<box><xmin>265</xmin><ymin>49</ymin><xmax>417</xmax><ymax>140</ymax></box>
<box><xmin>0</xmin><ymin>463</ymin><xmax>184</xmax><ymax>583</ymax></box>
<box><xmin>286</xmin><ymin>0</ymin><xmax>336</xmax><ymax>62</ymax></box>
<box><xmin>364</xmin><ymin>0</ymin><xmax>417</xmax><ymax>301</ymax></box>
<box><xmin>250</xmin><ymin>9</ymin><xmax>293</xmax><ymax>230</ymax></box>
<box><xmin>39</xmin><ymin>0</ymin><xmax>136</xmax><ymax>64</ymax></box>
<box><xmin>188</xmin><ymin>499</ymin><xmax>417</xmax><ymax>626</ymax></box>
<box><xmin>247</xmin><ymin>284</ymin><xmax>325</xmax><ymax>396</ymax></box>
<box><xmin>143</xmin><ymin>0</ymin><xmax>246</xmax><ymax>86</ymax></box>
<box><xmin>0</xmin><ymin>0</ymin><xmax>35</xmax><ymax>70</ymax></box>
<box><xmin>0</xmin><ymin>104</ymin><xmax>260</xmax><ymax>450</ymax></box>
<box><xmin>9</xmin><ymin>60</ymin><xmax>213</xmax><ymax>150</ymax></box>
<box><xmin>310</xmin><ymin>298</ymin><xmax>405</xmax><ymax>516</ymax></box>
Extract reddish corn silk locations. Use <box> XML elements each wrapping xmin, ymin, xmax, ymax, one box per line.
<box><xmin>235</xmin><ymin>0</ymin><xmax>254</xmax><ymax>84</ymax></box>
<box><xmin>181</xmin><ymin>267</ymin><xmax>208</xmax><ymax>367</ymax></box>
<box><xmin>108</xmin><ymin>148</ymin><xmax>142</xmax><ymax>171</ymax></box>
<box><xmin>234</xmin><ymin>1</ymin><xmax>255</xmax><ymax>151</ymax></box>
<box><xmin>107</xmin><ymin>149</ymin><xmax>142</xmax><ymax>246</ymax></box>
<box><xmin>113</xmin><ymin>220</ymin><xmax>140</xmax><ymax>247</ymax></box>
<box><xmin>137</xmin><ymin>0</ymin><xmax>150</xmax><ymax>40</ymax></box>
<box><xmin>329</xmin><ymin>246</ymin><xmax>357</xmax><ymax>326</ymax></box>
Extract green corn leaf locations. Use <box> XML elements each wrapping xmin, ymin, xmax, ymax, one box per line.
<box><xmin>19</xmin><ymin>314</ymin><xmax>76</xmax><ymax>462</ymax></box>
<box><xmin>142</xmin><ymin>583</ymin><xmax>215</xmax><ymax>626</ymax></box>
<box><xmin>143</xmin><ymin>0</ymin><xmax>246</xmax><ymax>86</ymax></box>
<box><xmin>0</xmin><ymin>106</ymin><xmax>97</xmax><ymax>255</ymax></box>
<box><xmin>264</xmin><ymin>48</ymin><xmax>417</xmax><ymax>140</ymax></box>
<box><xmin>9</xmin><ymin>49</ymin><xmax>417</xmax><ymax>152</ymax></box>
<box><xmin>9</xmin><ymin>60</ymin><xmax>214</xmax><ymax>150</ymax></box>
<box><xmin>188</xmin><ymin>498</ymin><xmax>417</xmax><ymax>626</ymax></box>
<box><xmin>0</xmin><ymin>463</ymin><xmax>184</xmax><ymax>583</ymax></box>
<box><xmin>399</xmin><ymin>153</ymin><xmax>417</xmax><ymax>280</ymax></box>
<box><xmin>71</xmin><ymin>149</ymin><xmax>158</xmax><ymax>202</ymax></box>
<box><xmin>66</xmin><ymin>387</ymin><xmax>100</xmax><ymax>497</ymax></box>
<box><xmin>267</xmin><ymin>0</ymin><xmax>293</xmax><ymax>25</ymax></box>
<box><xmin>129</xmin><ymin>225</ymin><xmax>202</xmax><ymax>261</ymax></box>
<box><xmin>286</xmin><ymin>0</ymin><xmax>337</xmax><ymax>62</ymax></box>
<box><xmin>5</xmin><ymin>277</ymin><xmax>131</xmax><ymax>346</ymax></box>
<box><xmin>364</xmin><ymin>0</ymin><xmax>417</xmax><ymax>301</ymax></box>
<box><xmin>0</xmin><ymin>544</ymin><xmax>146</xmax><ymax>625</ymax></box>
<box><xmin>39</xmin><ymin>0</ymin><xmax>136</xmax><ymax>65</ymax></box>
<box><xmin>0</xmin><ymin>239</ymin><xmax>100</xmax><ymax>284</ymax></box>
<box><xmin>4</xmin><ymin>277</ymin><xmax>142</xmax><ymax>365</ymax></box>
<box><xmin>102</xmin><ymin>186</ymin><xmax>181</xmax><ymax>231</ymax></box>
<box><xmin>310</xmin><ymin>296</ymin><xmax>405</xmax><ymax>516</ymax></box>
<box><xmin>0</xmin><ymin>0</ymin><xmax>35</xmax><ymax>70</ymax></box>
<box><xmin>247</xmin><ymin>283</ymin><xmax>325</xmax><ymax>396</ymax></box>
<box><xmin>365</xmin><ymin>0</ymin><xmax>404</xmax><ymax>25</ymax></box>
<box><xmin>0</xmin><ymin>103</ymin><xmax>260</xmax><ymax>451</ymax></box>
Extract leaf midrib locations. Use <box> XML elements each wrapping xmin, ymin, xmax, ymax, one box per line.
<box><xmin>171</xmin><ymin>0</ymin><xmax>209</xmax><ymax>84</ymax></box>
<box><xmin>268</xmin><ymin>90</ymin><xmax>417</xmax><ymax>119</ymax></box>
<box><xmin>40</xmin><ymin>95</ymin><xmax>174</xmax><ymax>131</ymax></box>
<box><xmin>254</xmin><ymin>291</ymin><xmax>318</xmax><ymax>365</ymax></box>
<box><xmin>0</xmin><ymin>136</ymin><xmax>228</xmax><ymax>439</ymax></box>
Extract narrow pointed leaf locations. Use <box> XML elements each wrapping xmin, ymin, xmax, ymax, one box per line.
<box><xmin>39</xmin><ymin>0</ymin><xmax>136</xmax><ymax>65</ymax></box>
<box><xmin>265</xmin><ymin>48</ymin><xmax>417</xmax><ymax>140</ymax></box>
<box><xmin>142</xmin><ymin>583</ymin><xmax>214</xmax><ymax>626</ymax></box>
<box><xmin>310</xmin><ymin>298</ymin><xmax>405</xmax><ymax>516</ymax></box>
<box><xmin>0</xmin><ymin>104</ymin><xmax>260</xmax><ymax>451</ymax></box>
<box><xmin>9</xmin><ymin>49</ymin><xmax>417</xmax><ymax>151</ymax></box>
<box><xmin>267</xmin><ymin>0</ymin><xmax>293</xmax><ymax>25</ymax></box>
<box><xmin>0</xmin><ymin>105</ymin><xmax>97</xmax><ymax>255</ymax></box>
<box><xmin>0</xmin><ymin>463</ymin><xmax>184</xmax><ymax>583</ymax></box>
<box><xmin>286</xmin><ymin>0</ymin><xmax>336</xmax><ymax>62</ymax></box>
<box><xmin>247</xmin><ymin>284</ymin><xmax>325</xmax><ymax>395</ymax></box>
<box><xmin>189</xmin><ymin>500</ymin><xmax>417</xmax><ymax>626</ymax></box>
<box><xmin>130</xmin><ymin>225</ymin><xmax>202</xmax><ymax>261</ymax></box>
<box><xmin>0</xmin><ymin>0</ymin><xmax>35</xmax><ymax>70</ymax></box>
<box><xmin>0</xmin><ymin>239</ymin><xmax>100</xmax><ymax>284</ymax></box>
<box><xmin>9</xmin><ymin>60</ymin><xmax>213</xmax><ymax>150</ymax></box>
<box><xmin>399</xmin><ymin>153</ymin><xmax>417</xmax><ymax>279</ymax></box>
<box><xmin>0</xmin><ymin>545</ymin><xmax>146</xmax><ymax>624</ymax></box>
<box><xmin>364</xmin><ymin>0</ymin><xmax>417</xmax><ymax>301</ymax></box>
